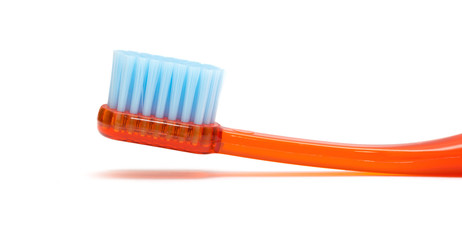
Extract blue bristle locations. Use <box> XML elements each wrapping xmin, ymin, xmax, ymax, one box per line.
<box><xmin>168</xmin><ymin>64</ymin><xmax>188</xmax><ymax>120</ymax></box>
<box><xmin>180</xmin><ymin>66</ymin><xmax>201</xmax><ymax>122</ymax></box>
<box><xmin>211</xmin><ymin>70</ymin><xmax>224</xmax><ymax>122</ymax></box>
<box><xmin>141</xmin><ymin>59</ymin><xmax>161</xmax><ymax>116</ymax></box>
<box><xmin>116</xmin><ymin>54</ymin><xmax>136</xmax><ymax>112</ymax></box>
<box><xmin>192</xmin><ymin>69</ymin><xmax>213</xmax><ymax>124</ymax></box>
<box><xmin>203</xmin><ymin>70</ymin><xmax>223</xmax><ymax>124</ymax></box>
<box><xmin>129</xmin><ymin>57</ymin><xmax>149</xmax><ymax>114</ymax></box>
<box><xmin>155</xmin><ymin>61</ymin><xmax>174</xmax><ymax>118</ymax></box>
<box><xmin>108</xmin><ymin>51</ymin><xmax>122</xmax><ymax>109</ymax></box>
<box><xmin>107</xmin><ymin>50</ymin><xmax>224</xmax><ymax>124</ymax></box>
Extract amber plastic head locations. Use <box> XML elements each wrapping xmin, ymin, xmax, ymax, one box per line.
<box><xmin>97</xmin><ymin>105</ymin><xmax>223</xmax><ymax>153</ymax></box>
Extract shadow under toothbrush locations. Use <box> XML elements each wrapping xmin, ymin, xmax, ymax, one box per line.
<box><xmin>96</xmin><ymin>169</ymin><xmax>462</xmax><ymax>180</ymax></box>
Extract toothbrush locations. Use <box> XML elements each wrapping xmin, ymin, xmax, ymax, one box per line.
<box><xmin>98</xmin><ymin>50</ymin><xmax>462</xmax><ymax>176</ymax></box>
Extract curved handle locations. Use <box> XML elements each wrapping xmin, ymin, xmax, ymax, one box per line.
<box><xmin>218</xmin><ymin>128</ymin><xmax>462</xmax><ymax>176</ymax></box>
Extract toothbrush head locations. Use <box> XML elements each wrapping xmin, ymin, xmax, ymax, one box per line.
<box><xmin>98</xmin><ymin>50</ymin><xmax>224</xmax><ymax>153</ymax></box>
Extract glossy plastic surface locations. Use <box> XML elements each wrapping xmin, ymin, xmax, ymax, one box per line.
<box><xmin>98</xmin><ymin>105</ymin><xmax>222</xmax><ymax>153</ymax></box>
<box><xmin>219</xmin><ymin>128</ymin><xmax>462</xmax><ymax>176</ymax></box>
<box><xmin>98</xmin><ymin>105</ymin><xmax>462</xmax><ymax>176</ymax></box>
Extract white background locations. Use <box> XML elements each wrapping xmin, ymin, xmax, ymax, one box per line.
<box><xmin>1</xmin><ymin>0</ymin><xmax>462</xmax><ymax>239</ymax></box>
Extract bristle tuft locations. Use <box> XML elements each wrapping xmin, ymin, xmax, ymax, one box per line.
<box><xmin>107</xmin><ymin>50</ymin><xmax>224</xmax><ymax>124</ymax></box>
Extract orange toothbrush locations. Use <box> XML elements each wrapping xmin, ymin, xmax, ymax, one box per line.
<box><xmin>98</xmin><ymin>50</ymin><xmax>462</xmax><ymax>176</ymax></box>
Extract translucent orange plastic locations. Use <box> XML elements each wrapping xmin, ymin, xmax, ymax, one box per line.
<box><xmin>98</xmin><ymin>105</ymin><xmax>222</xmax><ymax>153</ymax></box>
<box><xmin>219</xmin><ymin>128</ymin><xmax>462</xmax><ymax>176</ymax></box>
<box><xmin>98</xmin><ymin>105</ymin><xmax>462</xmax><ymax>176</ymax></box>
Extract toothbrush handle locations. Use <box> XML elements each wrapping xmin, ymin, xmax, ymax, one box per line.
<box><xmin>218</xmin><ymin>128</ymin><xmax>462</xmax><ymax>176</ymax></box>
